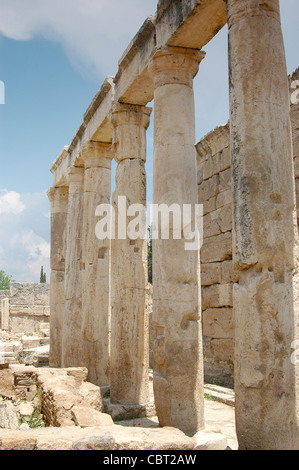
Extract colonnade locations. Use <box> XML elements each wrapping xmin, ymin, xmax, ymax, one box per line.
<box><xmin>48</xmin><ymin>0</ymin><xmax>299</xmax><ymax>449</ymax></box>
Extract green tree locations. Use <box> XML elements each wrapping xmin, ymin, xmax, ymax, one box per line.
<box><xmin>0</xmin><ymin>270</ymin><xmax>14</xmax><ymax>290</ymax></box>
<box><xmin>40</xmin><ymin>266</ymin><xmax>47</xmax><ymax>284</ymax></box>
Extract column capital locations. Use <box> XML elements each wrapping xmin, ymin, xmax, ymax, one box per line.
<box><xmin>47</xmin><ymin>186</ymin><xmax>69</xmax><ymax>214</ymax></box>
<box><xmin>80</xmin><ymin>141</ymin><xmax>113</xmax><ymax>170</ymax></box>
<box><xmin>150</xmin><ymin>46</ymin><xmax>205</xmax><ymax>89</ymax></box>
<box><xmin>47</xmin><ymin>186</ymin><xmax>68</xmax><ymax>202</ymax></box>
<box><xmin>66</xmin><ymin>166</ymin><xmax>84</xmax><ymax>193</ymax></box>
<box><xmin>111</xmin><ymin>102</ymin><xmax>152</xmax><ymax>164</ymax></box>
<box><xmin>111</xmin><ymin>102</ymin><xmax>152</xmax><ymax>130</ymax></box>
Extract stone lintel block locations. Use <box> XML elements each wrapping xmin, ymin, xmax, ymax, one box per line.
<box><xmin>10</xmin><ymin>305</ymin><xmax>50</xmax><ymax>317</ymax></box>
<box><xmin>156</xmin><ymin>0</ymin><xmax>227</xmax><ymax>52</ymax></box>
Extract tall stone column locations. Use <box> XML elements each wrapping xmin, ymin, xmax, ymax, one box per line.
<box><xmin>62</xmin><ymin>167</ymin><xmax>85</xmax><ymax>368</ymax></box>
<box><xmin>150</xmin><ymin>46</ymin><xmax>205</xmax><ymax>434</ymax></box>
<box><xmin>81</xmin><ymin>141</ymin><xmax>112</xmax><ymax>387</ymax></box>
<box><xmin>110</xmin><ymin>103</ymin><xmax>151</xmax><ymax>406</ymax></box>
<box><xmin>47</xmin><ymin>186</ymin><xmax>69</xmax><ymax>367</ymax></box>
<box><xmin>227</xmin><ymin>0</ymin><xmax>299</xmax><ymax>449</ymax></box>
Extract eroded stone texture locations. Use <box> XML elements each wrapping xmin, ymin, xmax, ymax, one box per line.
<box><xmin>47</xmin><ymin>186</ymin><xmax>69</xmax><ymax>367</ymax></box>
<box><xmin>196</xmin><ymin>124</ymin><xmax>235</xmax><ymax>387</ymax></box>
<box><xmin>0</xmin><ymin>298</ymin><xmax>9</xmax><ymax>331</ymax></box>
<box><xmin>150</xmin><ymin>46</ymin><xmax>205</xmax><ymax>434</ymax></box>
<box><xmin>62</xmin><ymin>168</ymin><xmax>85</xmax><ymax>369</ymax></box>
<box><xmin>227</xmin><ymin>0</ymin><xmax>299</xmax><ymax>450</ymax></box>
<box><xmin>81</xmin><ymin>142</ymin><xmax>112</xmax><ymax>387</ymax></box>
<box><xmin>110</xmin><ymin>103</ymin><xmax>151</xmax><ymax>406</ymax></box>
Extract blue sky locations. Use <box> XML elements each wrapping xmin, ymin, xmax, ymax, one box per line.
<box><xmin>0</xmin><ymin>0</ymin><xmax>298</xmax><ymax>282</ymax></box>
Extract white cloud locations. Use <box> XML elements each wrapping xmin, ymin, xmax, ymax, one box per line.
<box><xmin>0</xmin><ymin>0</ymin><xmax>158</xmax><ymax>79</ymax></box>
<box><xmin>0</xmin><ymin>189</ymin><xmax>50</xmax><ymax>282</ymax></box>
<box><xmin>12</xmin><ymin>230</ymin><xmax>50</xmax><ymax>259</ymax></box>
<box><xmin>0</xmin><ymin>190</ymin><xmax>26</xmax><ymax>215</ymax></box>
<box><xmin>11</xmin><ymin>229</ymin><xmax>50</xmax><ymax>281</ymax></box>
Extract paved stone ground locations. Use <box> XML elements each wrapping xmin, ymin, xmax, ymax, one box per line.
<box><xmin>118</xmin><ymin>393</ymin><xmax>238</xmax><ymax>450</ymax></box>
<box><xmin>204</xmin><ymin>399</ymin><xmax>237</xmax><ymax>450</ymax></box>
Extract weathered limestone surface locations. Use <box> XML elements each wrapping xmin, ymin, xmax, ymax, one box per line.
<box><xmin>0</xmin><ymin>283</ymin><xmax>50</xmax><ymax>335</ymax></box>
<box><xmin>62</xmin><ymin>168</ymin><xmax>85</xmax><ymax>369</ymax></box>
<box><xmin>196</xmin><ymin>70</ymin><xmax>299</xmax><ymax>388</ymax></box>
<box><xmin>290</xmin><ymin>68</ymin><xmax>299</xmax><ymax>226</ymax></box>
<box><xmin>0</xmin><ymin>364</ymin><xmax>229</xmax><ymax>450</ymax></box>
<box><xmin>151</xmin><ymin>46</ymin><xmax>205</xmax><ymax>434</ymax></box>
<box><xmin>0</xmin><ymin>291</ymin><xmax>8</xmax><ymax>314</ymax></box>
<box><xmin>47</xmin><ymin>0</ymin><xmax>299</xmax><ymax>447</ymax></box>
<box><xmin>47</xmin><ymin>186</ymin><xmax>68</xmax><ymax>367</ymax></box>
<box><xmin>110</xmin><ymin>103</ymin><xmax>151</xmax><ymax>406</ymax></box>
<box><xmin>227</xmin><ymin>0</ymin><xmax>299</xmax><ymax>450</ymax></box>
<box><xmin>196</xmin><ymin>123</ymin><xmax>234</xmax><ymax>387</ymax></box>
<box><xmin>81</xmin><ymin>142</ymin><xmax>112</xmax><ymax>387</ymax></box>
<box><xmin>0</xmin><ymin>298</ymin><xmax>9</xmax><ymax>331</ymax></box>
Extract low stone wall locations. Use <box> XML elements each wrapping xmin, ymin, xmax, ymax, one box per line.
<box><xmin>0</xmin><ymin>365</ymin><xmax>228</xmax><ymax>451</ymax></box>
<box><xmin>0</xmin><ymin>283</ymin><xmax>50</xmax><ymax>335</ymax></box>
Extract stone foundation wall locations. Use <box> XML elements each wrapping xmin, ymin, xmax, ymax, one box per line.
<box><xmin>0</xmin><ymin>283</ymin><xmax>50</xmax><ymax>335</ymax></box>
<box><xmin>196</xmin><ymin>70</ymin><xmax>299</xmax><ymax>388</ymax></box>
<box><xmin>196</xmin><ymin>123</ymin><xmax>235</xmax><ymax>388</ymax></box>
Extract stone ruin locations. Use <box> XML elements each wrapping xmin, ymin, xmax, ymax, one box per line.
<box><xmin>0</xmin><ymin>283</ymin><xmax>50</xmax><ymax>366</ymax></box>
<box><xmin>1</xmin><ymin>0</ymin><xmax>299</xmax><ymax>451</ymax></box>
<box><xmin>198</xmin><ymin>67</ymin><xmax>299</xmax><ymax>388</ymax></box>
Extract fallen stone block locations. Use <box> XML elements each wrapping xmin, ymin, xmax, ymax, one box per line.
<box><xmin>71</xmin><ymin>406</ymin><xmax>113</xmax><ymax>428</ymax></box>
<box><xmin>0</xmin><ymin>401</ymin><xmax>20</xmax><ymax>430</ymax></box>
<box><xmin>193</xmin><ymin>429</ymin><xmax>228</xmax><ymax>450</ymax></box>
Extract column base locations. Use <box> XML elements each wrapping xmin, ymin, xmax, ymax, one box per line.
<box><xmin>103</xmin><ymin>399</ymin><xmax>156</xmax><ymax>421</ymax></box>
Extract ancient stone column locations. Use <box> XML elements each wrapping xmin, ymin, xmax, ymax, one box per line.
<box><xmin>150</xmin><ymin>46</ymin><xmax>205</xmax><ymax>434</ymax></box>
<box><xmin>81</xmin><ymin>141</ymin><xmax>112</xmax><ymax>387</ymax></box>
<box><xmin>62</xmin><ymin>167</ymin><xmax>85</xmax><ymax>368</ymax></box>
<box><xmin>110</xmin><ymin>103</ymin><xmax>151</xmax><ymax>406</ymax></box>
<box><xmin>47</xmin><ymin>186</ymin><xmax>69</xmax><ymax>367</ymax></box>
<box><xmin>227</xmin><ymin>0</ymin><xmax>299</xmax><ymax>449</ymax></box>
<box><xmin>1</xmin><ymin>298</ymin><xmax>9</xmax><ymax>331</ymax></box>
